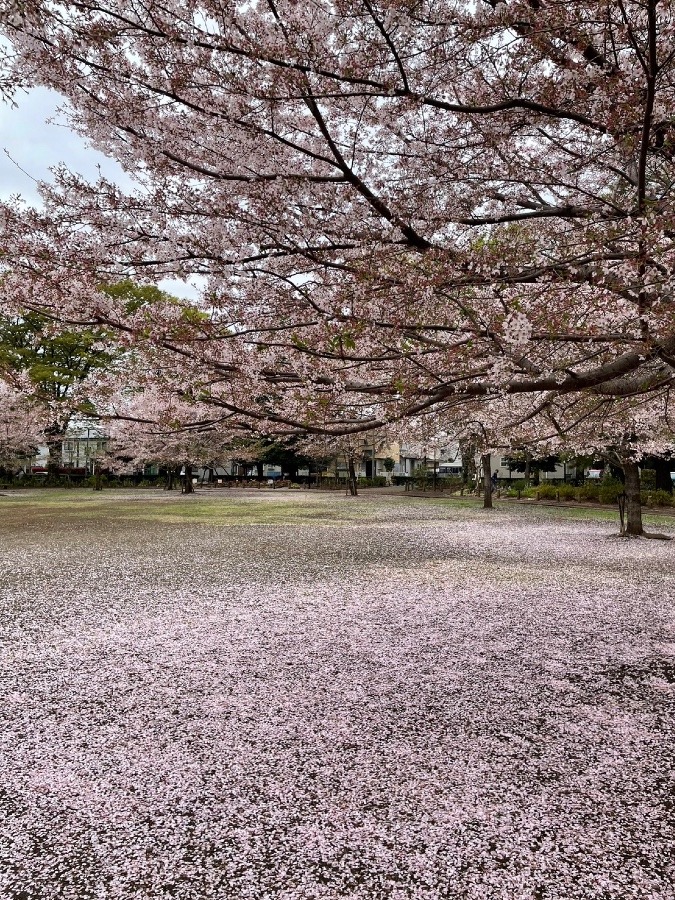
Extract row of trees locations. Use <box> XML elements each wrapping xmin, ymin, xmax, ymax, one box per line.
<box><xmin>2</xmin><ymin>1</ymin><xmax>675</xmax><ymax>534</ymax></box>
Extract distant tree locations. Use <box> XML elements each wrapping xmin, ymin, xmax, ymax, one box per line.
<box><xmin>0</xmin><ymin>311</ymin><xmax>115</xmax><ymax>470</ymax></box>
<box><xmin>257</xmin><ymin>440</ymin><xmax>312</xmax><ymax>483</ymax></box>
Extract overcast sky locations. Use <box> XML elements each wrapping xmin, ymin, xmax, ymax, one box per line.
<box><xmin>1</xmin><ymin>87</ymin><xmax>199</xmax><ymax>298</ymax></box>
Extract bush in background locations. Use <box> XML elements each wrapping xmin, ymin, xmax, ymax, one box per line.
<box><xmin>577</xmin><ymin>483</ymin><xmax>600</xmax><ymax>502</ymax></box>
<box><xmin>598</xmin><ymin>478</ymin><xmax>624</xmax><ymax>505</ymax></box>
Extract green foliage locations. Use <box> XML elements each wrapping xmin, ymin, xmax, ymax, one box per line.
<box><xmin>0</xmin><ymin>311</ymin><xmax>115</xmax><ymax>414</ymax></box>
<box><xmin>598</xmin><ymin>478</ymin><xmax>624</xmax><ymax>505</ymax></box>
<box><xmin>650</xmin><ymin>489</ymin><xmax>674</xmax><ymax>507</ymax></box>
<box><xmin>99</xmin><ymin>279</ymin><xmax>173</xmax><ymax>315</ymax></box>
<box><xmin>536</xmin><ymin>484</ymin><xmax>558</xmax><ymax>500</ymax></box>
<box><xmin>357</xmin><ymin>476</ymin><xmax>387</xmax><ymax>487</ymax></box>
<box><xmin>382</xmin><ymin>457</ymin><xmax>396</xmax><ymax>472</ymax></box>
<box><xmin>640</xmin><ymin>468</ymin><xmax>656</xmax><ymax>490</ymax></box>
<box><xmin>439</xmin><ymin>476</ymin><xmax>464</xmax><ymax>492</ymax></box>
<box><xmin>558</xmin><ymin>484</ymin><xmax>577</xmax><ymax>501</ymax></box>
<box><xmin>577</xmin><ymin>484</ymin><xmax>600</xmax><ymax>502</ymax></box>
<box><xmin>507</xmin><ymin>479</ymin><xmax>528</xmax><ymax>493</ymax></box>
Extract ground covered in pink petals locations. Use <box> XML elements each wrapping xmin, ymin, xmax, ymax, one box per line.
<box><xmin>1</xmin><ymin>492</ymin><xmax>674</xmax><ymax>899</ymax></box>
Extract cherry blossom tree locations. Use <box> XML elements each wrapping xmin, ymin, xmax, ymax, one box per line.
<box><xmin>102</xmin><ymin>380</ymin><xmax>253</xmax><ymax>491</ymax></box>
<box><xmin>480</xmin><ymin>387</ymin><xmax>675</xmax><ymax>535</ymax></box>
<box><xmin>1</xmin><ymin>1</ymin><xmax>675</xmax><ymax>449</ymax></box>
<box><xmin>0</xmin><ymin>378</ymin><xmax>45</xmax><ymax>469</ymax></box>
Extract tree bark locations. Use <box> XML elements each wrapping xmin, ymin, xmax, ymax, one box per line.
<box><xmin>524</xmin><ymin>452</ymin><xmax>531</xmax><ymax>487</ymax></box>
<box><xmin>622</xmin><ymin>461</ymin><xmax>643</xmax><ymax>536</ymax></box>
<box><xmin>347</xmin><ymin>455</ymin><xmax>358</xmax><ymax>496</ymax></box>
<box><xmin>182</xmin><ymin>463</ymin><xmax>195</xmax><ymax>494</ymax></box>
<box><xmin>482</xmin><ymin>453</ymin><xmax>493</xmax><ymax>509</ymax></box>
<box><xmin>256</xmin><ymin>461</ymin><xmax>264</xmax><ymax>481</ymax></box>
<box><xmin>45</xmin><ymin>424</ymin><xmax>65</xmax><ymax>475</ymax></box>
<box><xmin>460</xmin><ymin>439</ymin><xmax>476</xmax><ymax>491</ymax></box>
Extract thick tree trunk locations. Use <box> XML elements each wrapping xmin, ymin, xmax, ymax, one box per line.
<box><xmin>256</xmin><ymin>461</ymin><xmax>264</xmax><ymax>481</ymax></box>
<box><xmin>482</xmin><ymin>453</ymin><xmax>493</xmax><ymax>509</ymax></box>
<box><xmin>622</xmin><ymin>461</ymin><xmax>643</xmax><ymax>536</ymax></box>
<box><xmin>347</xmin><ymin>456</ymin><xmax>358</xmax><ymax>496</ymax></box>
<box><xmin>182</xmin><ymin>464</ymin><xmax>195</xmax><ymax>494</ymax></box>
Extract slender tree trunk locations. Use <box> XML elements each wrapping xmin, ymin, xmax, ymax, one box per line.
<box><xmin>460</xmin><ymin>439</ymin><xmax>476</xmax><ymax>491</ymax></box>
<box><xmin>482</xmin><ymin>453</ymin><xmax>493</xmax><ymax>509</ymax></box>
<box><xmin>182</xmin><ymin>464</ymin><xmax>195</xmax><ymax>494</ymax></box>
<box><xmin>347</xmin><ymin>455</ymin><xmax>358</xmax><ymax>496</ymax></box>
<box><xmin>45</xmin><ymin>424</ymin><xmax>65</xmax><ymax>475</ymax></box>
<box><xmin>256</xmin><ymin>461</ymin><xmax>264</xmax><ymax>481</ymax></box>
<box><xmin>524</xmin><ymin>452</ymin><xmax>531</xmax><ymax>487</ymax></box>
<box><xmin>622</xmin><ymin>461</ymin><xmax>643</xmax><ymax>536</ymax></box>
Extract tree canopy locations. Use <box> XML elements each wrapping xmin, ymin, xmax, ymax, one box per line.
<box><xmin>1</xmin><ymin>1</ymin><xmax>674</xmax><ymax>486</ymax></box>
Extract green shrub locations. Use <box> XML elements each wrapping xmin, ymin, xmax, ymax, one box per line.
<box><xmin>437</xmin><ymin>476</ymin><xmax>464</xmax><ymax>492</ymax></box>
<box><xmin>356</xmin><ymin>476</ymin><xmax>387</xmax><ymax>488</ymax></box>
<box><xmin>509</xmin><ymin>479</ymin><xmax>528</xmax><ymax>492</ymax></box>
<box><xmin>505</xmin><ymin>481</ymin><xmax>534</xmax><ymax>498</ymax></box>
<box><xmin>577</xmin><ymin>483</ymin><xmax>600</xmax><ymax>501</ymax></box>
<box><xmin>86</xmin><ymin>475</ymin><xmax>109</xmax><ymax>488</ymax></box>
<box><xmin>558</xmin><ymin>484</ymin><xmax>577</xmax><ymax>500</ymax></box>
<box><xmin>598</xmin><ymin>478</ymin><xmax>624</xmax><ymax>505</ymax></box>
<box><xmin>536</xmin><ymin>484</ymin><xmax>558</xmax><ymax>500</ymax></box>
<box><xmin>650</xmin><ymin>489</ymin><xmax>674</xmax><ymax>507</ymax></box>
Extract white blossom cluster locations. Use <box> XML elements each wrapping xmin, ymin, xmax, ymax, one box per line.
<box><xmin>502</xmin><ymin>312</ymin><xmax>532</xmax><ymax>349</ymax></box>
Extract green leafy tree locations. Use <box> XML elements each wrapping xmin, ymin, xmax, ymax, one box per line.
<box><xmin>257</xmin><ymin>440</ymin><xmax>313</xmax><ymax>483</ymax></box>
<box><xmin>0</xmin><ymin>311</ymin><xmax>115</xmax><ymax>471</ymax></box>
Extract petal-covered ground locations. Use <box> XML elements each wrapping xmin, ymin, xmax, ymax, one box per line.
<box><xmin>1</xmin><ymin>491</ymin><xmax>674</xmax><ymax>899</ymax></box>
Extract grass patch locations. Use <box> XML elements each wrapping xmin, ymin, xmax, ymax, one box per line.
<box><xmin>0</xmin><ymin>490</ymin><xmax>354</xmax><ymax>527</ymax></box>
<box><xmin>2</xmin><ymin>488</ymin><xmax>674</xmax><ymax>532</ymax></box>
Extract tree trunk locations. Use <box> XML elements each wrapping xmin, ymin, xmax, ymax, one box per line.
<box><xmin>622</xmin><ymin>461</ymin><xmax>643</xmax><ymax>536</ymax></box>
<box><xmin>182</xmin><ymin>464</ymin><xmax>195</xmax><ymax>494</ymax></box>
<box><xmin>165</xmin><ymin>467</ymin><xmax>177</xmax><ymax>490</ymax></box>
<box><xmin>482</xmin><ymin>453</ymin><xmax>493</xmax><ymax>509</ymax></box>
<box><xmin>524</xmin><ymin>452</ymin><xmax>531</xmax><ymax>487</ymax></box>
<box><xmin>460</xmin><ymin>439</ymin><xmax>476</xmax><ymax>491</ymax></box>
<box><xmin>347</xmin><ymin>455</ymin><xmax>358</xmax><ymax>496</ymax></box>
<box><xmin>45</xmin><ymin>424</ymin><xmax>65</xmax><ymax>475</ymax></box>
<box><xmin>256</xmin><ymin>461</ymin><xmax>264</xmax><ymax>481</ymax></box>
